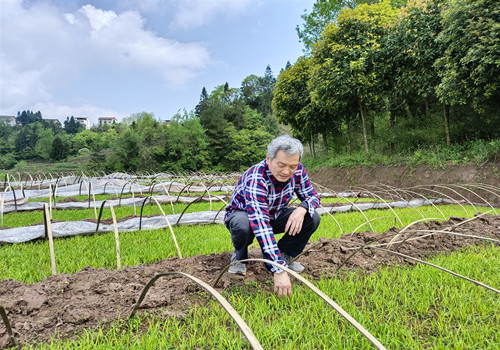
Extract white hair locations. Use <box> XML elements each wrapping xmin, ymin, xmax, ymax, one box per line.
<box><xmin>267</xmin><ymin>135</ymin><xmax>303</xmax><ymax>160</ymax></box>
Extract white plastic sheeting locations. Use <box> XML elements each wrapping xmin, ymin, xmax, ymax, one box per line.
<box><xmin>0</xmin><ymin>198</ymin><xmax>454</xmax><ymax>244</ymax></box>
<box><xmin>2</xmin><ymin>179</ymin><xmax>233</xmax><ymax>202</ymax></box>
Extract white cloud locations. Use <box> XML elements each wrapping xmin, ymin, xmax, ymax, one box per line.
<box><xmin>70</xmin><ymin>5</ymin><xmax>210</xmax><ymax>84</ymax></box>
<box><xmin>0</xmin><ymin>0</ymin><xmax>210</xmax><ymax>116</ymax></box>
<box><xmin>170</xmin><ymin>0</ymin><xmax>256</xmax><ymax>29</ymax></box>
<box><xmin>78</xmin><ymin>5</ymin><xmax>118</xmax><ymax>32</ymax></box>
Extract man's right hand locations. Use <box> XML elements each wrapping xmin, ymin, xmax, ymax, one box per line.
<box><xmin>273</xmin><ymin>271</ymin><xmax>292</xmax><ymax>297</ymax></box>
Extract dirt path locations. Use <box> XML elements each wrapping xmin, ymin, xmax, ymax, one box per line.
<box><xmin>1</xmin><ymin>215</ymin><xmax>499</xmax><ymax>348</ymax></box>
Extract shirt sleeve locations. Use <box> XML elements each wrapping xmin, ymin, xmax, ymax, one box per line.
<box><xmin>245</xmin><ymin>174</ymin><xmax>287</xmax><ymax>274</ymax></box>
<box><xmin>295</xmin><ymin>165</ymin><xmax>321</xmax><ymax>216</ymax></box>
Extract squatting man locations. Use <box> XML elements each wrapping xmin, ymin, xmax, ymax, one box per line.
<box><xmin>224</xmin><ymin>135</ymin><xmax>321</xmax><ymax>297</ymax></box>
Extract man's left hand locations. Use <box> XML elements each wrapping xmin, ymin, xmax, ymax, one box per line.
<box><xmin>285</xmin><ymin>207</ymin><xmax>307</xmax><ymax>236</ymax></box>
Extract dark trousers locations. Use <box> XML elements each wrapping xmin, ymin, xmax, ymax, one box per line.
<box><xmin>226</xmin><ymin>207</ymin><xmax>321</xmax><ymax>260</ymax></box>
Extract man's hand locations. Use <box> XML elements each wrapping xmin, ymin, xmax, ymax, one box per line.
<box><xmin>273</xmin><ymin>271</ymin><xmax>291</xmax><ymax>297</ymax></box>
<box><xmin>285</xmin><ymin>206</ymin><xmax>307</xmax><ymax>236</ymax></box>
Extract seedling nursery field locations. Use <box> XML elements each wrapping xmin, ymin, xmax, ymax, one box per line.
<box><xmin>0</xmin><ymin>172</ymin><xmax>498</xmax><ymax>349</ymax></box>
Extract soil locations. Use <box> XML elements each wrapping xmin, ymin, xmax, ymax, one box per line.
<box><xmin>1</xmin><ymin>214</ymin><xmax>499</xmax><ymax>348</ymax></box>
<box><xmin>310</xmin><ymin>162</ymin><xmax>500</xmax><ymax>188</ymax></box>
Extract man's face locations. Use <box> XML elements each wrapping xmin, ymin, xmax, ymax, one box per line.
<box><xmin>266</xmin><ymin>150</ymin><xmax>300</xmax><ymax>182</ymax></box>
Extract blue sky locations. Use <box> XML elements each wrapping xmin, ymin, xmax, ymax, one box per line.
<box><xmin>0</xmin><ymin>0</ymin><xmax>315</xmax><ymax>125</ymax></box>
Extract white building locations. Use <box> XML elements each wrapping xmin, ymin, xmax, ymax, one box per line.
<box><xmin>98</xmin><ymin>116</ymin><xmax>117</xmax><ymax>125</ymax></box>
<box><xmin>0</xmin><ymin>115</ymin><xmax>16</xmax><ymax>126</ymax></box>
<box><xmin>75</xmin><ymin>117</ymin><xmax>91</xmax><ymax>130</ymax></box>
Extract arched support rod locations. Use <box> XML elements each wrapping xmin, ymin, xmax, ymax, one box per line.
<box><xmin>0</xmin><ymin>306</ymin><xmax>15</xmax><ymax>347</ymax></box>
<box><xmin>129</xmin><ymin>271</ymin><xmax>263</xmax><ymax>350</ymax></box>
<box><xmin>367</xmin><ymin>246</ymin><xmax>500</xmax><ymax>295</ymax></box>
<box><xmin>213</xmin><ymin>258</ymin><xmax>387</xmax><ymax>350</ymax></box>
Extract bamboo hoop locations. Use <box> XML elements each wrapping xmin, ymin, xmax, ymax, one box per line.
<box><xmin>130</xmin><ymin>271</ymin><xmax>263</xmax><ymax>350</ymax></box>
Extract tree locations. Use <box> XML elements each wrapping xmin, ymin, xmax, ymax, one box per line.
<box><xmin>163</xmin><ymin>119</ymin><xmax>210</xmax><ymax>171</ymax></box>
<box><xmin>17</xmin><ymin>110</ymin><xmax>43</xmax><ymax>125</ymax></box>
<box><xmin>240</xmin><ymin>66</ymin><xmax>277</xmax><ymax>117</ymax></box>
<box><xmin>15</xmin><ymin>122</ymin><xmax>42</xmax><ymax>159</ymax></box>
<box><xmin>195</xmin><ymin>87</ymin><xmax>209</xmax><ymax>118</ymax></box>
<box><xmin>107</xmin><ymin>128</ymin><xmax>141</xmax><ymax>172</ymax></box>
<box><xmin>64</xmin><ymin>116</ymin><xmax>83</xmax><ymax>134</ymax></box>
<box><xmin>50</xmin><ymin>135</ymin><xmax>69</xmax><ymax>161</ymax></box>
<box><xmin>225</xmin><ymin>128</ymin><xmax>272</xmax><ymax>171</ymax></box>
<box><xmin>435</xmin><ymin>0</ymin><xmax>500</xmax><ymax>115</ymax></box>
<box><xmin>0</xmin><ymin>121</ymin><xmax>15</xmax><ymax>156</ymax></box>
<box><xmin>273</xmin><ymin>56</ymin><xmax>314</xmax><ymax>142</ymax></box>
<box><xmin>384</xmin><ymin>0</ymin><xmax>447</xmax><ymax>143</ymax></box>
<box><xmin>35</xmin><ymin>128</ymin><xmax>56</xmax><ymax>160</ymax></box>
<box><xmin>296</xmin><ymin>0</ymin><xmax>373</xmax><ymax>52</ymax></box>
<box><xmin>310</xmin><ymin>0</ymin><xmax>398</xmax><ymax>156</ymax></box>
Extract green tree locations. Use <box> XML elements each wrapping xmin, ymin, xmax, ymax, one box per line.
<box><xmin>72</xmin><ymin>129</ymin><xmax>102</xmax><ymax>152</ymax></box>
<box><xmin>16</xmin><ymin>110</ymin><xmax>43</xmax><ymax>126</ymax></box>
<box><xmin>240</xmin><ymin>66</ymin><xmax>277</xmax><ymax>118</ymax></box>
<box><xmin>50</xmin><ymin>135</ymin><xmax>69</xmax><ymax>161</ymax></box>
<box><xmin>296</xmin><ymin>0</ymin><xmax>374</xmax><ymax>52</ymax></box>
<box><xmin>384</xmin><ymin>0</ymin><xmax>447</xmax><ymax>143</ymax></box>
<box><xmin>225</xmin><ymin>128</ymin><xmax>272</xmax><ymax>171</ymax></box>
<box><xmin>163</xmin><ymin>119</ymin><xmax>210</xmax><ymax>172</ymax></box>
<box><xmin>310</xmin><ymin>0</ymin><xmax>398</xmax><ymax>156</ymax></box>
<box><xmin>435</xmin><ymin>0</ymin><xmax>500</xmax><ymax>116</ymax></box>
<box><xmin>195</xmin><ymin>87</ymin><xmax>209</xmax><ymax>118</ymax></box>
<box><xmin>64</xmin><ymin>116</ymin><xmax>83</xmax><ymax>134</ymax></box>
<box><xmin>107</xmin><ymin>128</ymin><xmax>141</xmax><ymax>172</ymax></box>
<box><xmin>35</xmin><ymin>127</ymin><xmax>56</xmax><ymax>160</ymax></box>
<box><xmin>0</xmin><ymin>121</ymin><xmax>15</xmax><ymax>156</ymax></box>
<box><xmin>15</xmin><ymin>122</ymin><xmax>43</xmax><ymax>159</ymax></box>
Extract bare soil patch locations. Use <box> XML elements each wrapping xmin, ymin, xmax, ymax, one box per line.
<box><xmin>1</xmin><ymin>215</ymin><xmax>499</xmax><ymax>348</ymax></box>
<box><xmin>309</xmin><ymin>163</ymin><xmax>500</xmax><ymax>204</ymax></box>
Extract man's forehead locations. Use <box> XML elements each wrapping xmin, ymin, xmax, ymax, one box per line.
<box><xmin>275</xmin><ymin>150</ymin><xmax>300</xmax><ymax>163</ymax></box>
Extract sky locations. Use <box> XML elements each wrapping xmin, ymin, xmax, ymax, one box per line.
<box><xmin>0</xmin><ymin>0</ymin><xmax>315</xmax><ymax>125</ymax></box>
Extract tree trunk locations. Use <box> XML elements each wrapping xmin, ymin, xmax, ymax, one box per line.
<box><xmin>359</xmin><ymin>98</ymin><xmax>370</xmax><ymax>156</ymax></box>
<box><xmin>346</xmin><ymin>114</ymin><xmax>352</xmax><ymax>154</ymax></box>
<box><xmin>403</xmin><ymin>100</ymin><xmax>413</xmax><ymax>119</ymax></box>
<box><xmin>322</xmin><ymin>132</ymin><xmax>328</xmax><ymax>155</ymax></box>
<box><xmin>310</xmin><ymin>131</ymin><xmax>316</xmax><ymax>158</ymax></box>
<box><xmin>389</xmin><ymin>110</ymin><xmax>396</xmax><ymax>152</ymax></box>
<box><xmin>443</xmin><ymin>104</ymin><xmax>451</xmax><ymax>146</ymax></box>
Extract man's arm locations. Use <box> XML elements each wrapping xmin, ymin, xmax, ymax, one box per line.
<box><xmin>295</xmin><ymin>165</ymin><xmax>320</xmax><ymax>216</ymax></box>
<box><xmin>244</xmin><ymin>177</ymin><xmax>287</xmax><ymax>273</ymax></box>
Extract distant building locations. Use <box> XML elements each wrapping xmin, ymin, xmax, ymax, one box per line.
<box><xmin>75</xmin><ymin>117</ymin><xmax>91</xmax><ymax>130</ymax></box>
<box><xmin>160</xmin><ymin>119</ymin><xmax>172</xmax><ymax>126</ymax></box>
<box><xmin>44</xmin><ymin>119</ymin><xmax>62</xmax><ymax>127</ymax></box>
<box><xmin>98</xmin><ymin>116</ymin><xmax>117</xmax><ymax>125</ymax></box>
<box><xmin>0</xmin><ymin>115</ymin><xmax>16</xmax><ymax>126</ymax></box>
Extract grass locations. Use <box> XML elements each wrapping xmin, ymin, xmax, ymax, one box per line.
<box><xmin>0</xmin><ymin>201</ymin><xmax>227</xmax><ymax>229</ymax></box>
<box><xmin>1</xmin><ymin>197</ymin><xmax>387</xmax><ymax>229</ymax></box>
<box><xmin>1</xmin><ymin>202</ymin><xmax>498</xmax><ymax>349</ymax></box>
<box><xmin>19</xmin><ymin>244</ymin><xmax>500</xmax><ymax>349</ymax></box>
<box><xmin>0</xmin><ymin>204</ymin><xmax>495</xmax><ymax>283</ymax></box>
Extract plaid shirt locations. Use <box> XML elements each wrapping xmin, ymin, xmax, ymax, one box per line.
<box><xmin>225</xmin><ymin>159</ymin><xmax>320</xmax><ymax>273</ymax></box>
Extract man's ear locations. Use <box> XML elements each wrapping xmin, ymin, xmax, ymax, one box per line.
<box><xmin>265</xmin><ymin>154</ymin><xmax>270</xmax><ymax>165</ymax></box>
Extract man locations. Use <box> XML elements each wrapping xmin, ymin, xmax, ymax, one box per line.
<box><xmin>224</xmin><ymin>135</ymin><xmax>321</xmax><ymax>297</ymax></box>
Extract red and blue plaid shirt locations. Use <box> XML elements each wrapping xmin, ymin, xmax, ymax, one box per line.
<box><xmin>225</xmin><ymin>159</ymin><xmax>320</xmax><ymax>273</ymax></box>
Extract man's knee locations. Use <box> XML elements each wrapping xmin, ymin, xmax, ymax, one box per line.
<box><xmin>227</xmin><ymin>211</ymin><xmax>253</xmax><ymax>247</ymax></box>
<box><xmin>304</xmin><ymin>212</ymin><xmax>321</xmax><ymax>232</ymax></box>
<box><xmin>312</xmin><ymin>211</ymin><xmax>321</xmax><ymax>230</ymax></box>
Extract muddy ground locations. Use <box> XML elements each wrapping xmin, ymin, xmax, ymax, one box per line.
<box><xmin>1</xmin><ymin>214</ymin><xmax>499</xmax><ymax>348</ymax></box>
